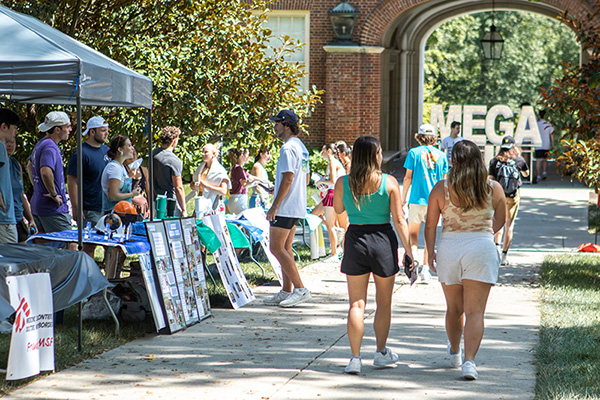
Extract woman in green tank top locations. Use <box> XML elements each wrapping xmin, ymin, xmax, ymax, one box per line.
<box><xmin>333</xmin><ymin>136</ymin><xmax>413</xmax><ymax>374</ymax></box>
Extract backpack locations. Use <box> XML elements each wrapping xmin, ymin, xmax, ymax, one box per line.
<box><xmin>496</xmin><ymin>159</ymin><xmax>521</xmax><ymax>198</ymax></box>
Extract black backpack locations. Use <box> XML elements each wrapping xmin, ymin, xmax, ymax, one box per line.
<box><xmin>496</xmin><ymin>159</ymin><xmax>521</xmax><ymax>198</ymax></box>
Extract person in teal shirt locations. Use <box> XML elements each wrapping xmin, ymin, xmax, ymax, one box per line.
<box><xmin>333</xmin><ymin>136</ymin><xmax>413</xmax><ymax>375</ymax></box>
<box><xmin>402</xmin><ymin>123</ymin><xmax>448</xmax><ymax>282</ymax></box>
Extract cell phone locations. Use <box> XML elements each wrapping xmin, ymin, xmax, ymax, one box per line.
<box><xmin>403</xmin><ymin>254</ymin><xmax>419</xmax><ymax>285</ymax></box>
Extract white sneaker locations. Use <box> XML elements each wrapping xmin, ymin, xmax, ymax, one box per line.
<box><xmin>419</xmin><ymin>267</ymin><xmax>431</xmax><ymax>283</ymax></box>
<box><xmin>462</xmin><ymin>360</ymin><xmax>478</xmax><ymax>380</ymax></box>
<box><xmin>501</xmin><ymin>252</ymin><xmax>508</xmax><ymax>266</ymax></box>
<box><xmin>344</xmin><ymin>357</ymin><xmax>361</xmax><ymax>374</ymax></box>
<box><xmin>279</xmin><ymin>288</ymin><xmax>312</xmax><ymax>307</ymax></box>
<box><xmin>447</xmin><ymin>341</ymin><xmax>462</xmax><ymax>368</ymax></box>
<box><xmin>263</xmin><ymin>290</ymin><xmax>291</xmax><ymax>306</ymax></box>
<box><xmin>373</xmin><ymin>347</ymin><xmax>399</xmax><ymax>368</ymax></box>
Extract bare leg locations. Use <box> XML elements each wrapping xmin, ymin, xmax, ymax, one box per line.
<box><xmin>323</xmin><ymin>206</ymin><xmax>338</xmax><ymax>255</ymax></box>
<box><xmin>502</xmin><ymin>216</ymin><xmax>516</xmax><ymax>253</ymax></box>
<box><xmin>346</xmin><ymin>273</ymin><xmax>369</xmax><ymax>357</ymax></box>
<box><xmin>441</xmin><ymin>283</ymin><xmax>464</xmax><ymax>354</ymax></box>
<box><xmin>373</xmin><ymin>274</ymin><xmax>396</xmax><ymax>351</ymax></box>
<box><xmin>462</xmin><ymin>279</ymin><xmax>492</xmax><ymax>361</ymax></box>
<box><xmin>408</xmin><ymin>221</ymin><xmax>428</xmax><ymax>265</ymax></box>
<box><xmin>270</xmin><ymin>225</ymin><xmax>304</xmax><ymax>292</ymax></box>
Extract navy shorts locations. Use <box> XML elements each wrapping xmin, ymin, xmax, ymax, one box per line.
<box><xmin>535</xmin><ymin>149</ymin><xmax>550</xmax><ymax>159</ymax></box>
<box><xmin>270</xmin><ymin>216</ymin><xmax>298</xmax><ymax>230</ymax></box>
<box><xmin>341</xmin><ymin>223</ymin><xmax>399</xmax><ymax>277</ymax></box>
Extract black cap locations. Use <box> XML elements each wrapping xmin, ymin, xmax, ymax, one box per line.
<box><xmin>500</xmin><ymin>136</ymin><xmax>515</xmax><ymax>149</ymax></box>
<box><xmin>269</xmin><ymin>110</ymin><xmax>298</xmax><ymax>125</ymax></box>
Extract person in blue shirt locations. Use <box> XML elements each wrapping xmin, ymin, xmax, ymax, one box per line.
<box><xmin>0</xmin><ymin>108</ymin><xmax>19</xmax><ymax>243</ymax></box>
<box><xmin>402</xmin><ymin>123</ymin><xmax>449</xmax><ymax>282</ymax></box>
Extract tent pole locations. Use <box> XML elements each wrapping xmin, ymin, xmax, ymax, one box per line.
<box><xmin>76</xmin><ymin>93</ymin><xmax>83</xmax><ymax>353</ymax></box>
<box><xmin>147</xmin><ymin>109</ymin><xmax>154</xmax><ymax>221</ymax></box>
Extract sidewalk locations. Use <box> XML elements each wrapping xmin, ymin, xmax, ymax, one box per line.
<box><xmin>4</xmin><ymin>174</ymin><xmax>592</xmax><ymax>400</ymax></box>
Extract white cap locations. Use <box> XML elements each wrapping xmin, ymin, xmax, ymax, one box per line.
<box><xmin>38</xmin><ymin>111</ymin><xmax>70</xmax><ymax>132</ymax></box>
<box><xmin>83</xmin><ymin>116</ymin><xmax>109</xmax><ymax>136</ymax></box>
<box><xmin>418</xmin><ymin>123</ymin><xmax>436</xmax><ymax>136</ymax></box>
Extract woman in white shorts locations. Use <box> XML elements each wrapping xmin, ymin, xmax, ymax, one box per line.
<box><xmin>424</xmin><ymin>140</ymin><xmax>506</xmax><ymax>381</ymax></box>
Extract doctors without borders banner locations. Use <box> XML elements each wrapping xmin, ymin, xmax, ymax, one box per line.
<box><xmin>6</xmin><ymin>272</ymin><xmax>54</xmax><ymax>380</ymax></box>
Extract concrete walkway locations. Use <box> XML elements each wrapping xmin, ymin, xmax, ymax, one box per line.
<box><xmin>4</xmin><ymin>175</ymin><xmax>592</xmax><ymax>400</ymax></box>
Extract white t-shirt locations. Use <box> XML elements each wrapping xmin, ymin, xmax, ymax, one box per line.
<box><xmin>536</xmin><ymin>119</ymin><xmax>554</xmax><ymax>150</ymax></box>
<box><xmin>440</xmin><ymin>136</ymin><xmax>464</xmax><ymax>164</ymax></box>
<box><xmin>274</xmin><ymin>137</ymin><xmax>309</xmax><ymax>218</ymax></box>
<box><xmin>101</xmin><ymin>160</ymin><xmax>128</xmax><ymax>196</ymax></box>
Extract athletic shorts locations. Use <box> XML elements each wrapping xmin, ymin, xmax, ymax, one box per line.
<box><xmin>408</xmin><ymin>204</ymin><xmax>428</xmax><ymax>224</ymax></box>
<box><xmin>322</xmin><ymin>189</ymin><xmax>335</xmax><ymax>207</ymax></box>
<box><xmin>506</xmin><ymin>192</ymin><xmax>520</xmax><ymax>222</ymax></box>
<box><xmin>83</xmin><ymin>209</ymin><xmax>103</xmax><ymax>226</ymax></box>
<box><xmin>341</xmin><ymin>223</ymin><xmax>399</xmax><ymax>277</ymax></box>
<box><xmin>270</xmin><ymin>216</ymin><xmax>298</xmax><ymax>230</ymax></box>
<box><xmin>34</xmin><ymin>213</ymin><xmax>72</xmax><ymax>234</ymax></box>
<box><xmin>0</xmin><ymin>224</ymin><xmax>17</xmax><ymax>244</ymax></box>
<box><xmin>535</xmin><ymin>149</ymin><xmax>550</xmax><ymax>159</ymax></box>
<box><xmin>436</xmin><ymin>232</ymin><xmax>500</xmax><ymax>285</ymax></box>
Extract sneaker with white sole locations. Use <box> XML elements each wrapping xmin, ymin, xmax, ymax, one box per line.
<box><xmin>447</xmin><ymin>341</ymin><xmax>462</xmax><ymax>368</ymax></box>
<box><xmin>462</xmin><ymin>360</ymin><xmax>478</xmax><ymax>380</ymax></box>
<box><xmin>263</xmin><ymin>290</ymin><xmax>291</xmax><ymax>306</ymax></box>
<box><xmin>419</xmin><ymin>267</ymin><xmax>432</xmax><ymax>283</ymax></box>
<box><xmin>279</xmin><ymin>288</ymin><xmax>312</xmax><ymax>307</ymax></box>
<box><xmin>373</xmin><ymin>347</ymin><xmax>399</xmax><ymax>368</ymax></box>
<box><xmin>500</xmin><ymin>252</ymin><xmax>509</xmax><ymax>266</ymax></box>
<box><xmin>344</xmin><ymin>357</ymin><xmax>362</xmax><ymax>374</ymax></box>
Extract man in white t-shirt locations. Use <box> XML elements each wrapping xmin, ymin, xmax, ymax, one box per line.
<box><xmin>535</xmin><ymin>109</ymin><xmax>555</xmax><ymax>182</ymax></box>
<box><xmin>440</xmin><ymin>121</ymin><xmax>463</xmax><ymax>166</ymax></box>
<box><xmin>265</xmin><ymin>110</ymin><xmax>312</xmax><ymax>308</ymax></box>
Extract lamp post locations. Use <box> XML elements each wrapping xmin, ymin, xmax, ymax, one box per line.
<box><xmin>328</xmin><ymin>0</ymin><xmax>359</xmax><ymax>44</ymax></box>
<box><xmin>480</xmin><ymin>0</ymin><xmax>504</xmax><ymax>60</ymax></box>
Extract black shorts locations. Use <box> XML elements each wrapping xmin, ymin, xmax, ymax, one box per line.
<box><xmin>535</xmin><ymin>149</ymin><xmax>550</xmax><ymax>159</ymax></box>
<box><xmin>270</xmin><ymin>216</ymin><xmax>298</xmax><ymax>230</ymax></box>
<box><xmin>341</xmin><ymin>223</ymin><xmax>399</xmax><ymax>277</ymax></box>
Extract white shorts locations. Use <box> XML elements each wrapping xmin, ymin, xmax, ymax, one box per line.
<box><xmin>436</xmin><ymin>232</ymin><xmax>500</xmax><ymax>285</ymax></box>
<box><xmin>408</xmin><ymin>204</ymin><xmax>428</xmax><ymax>224</ymax></box>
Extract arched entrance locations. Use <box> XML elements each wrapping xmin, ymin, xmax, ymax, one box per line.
<box><xmin>362</xmin><ymin>0</ymin><xmax>595</xmax><ymax>151</ymax></box>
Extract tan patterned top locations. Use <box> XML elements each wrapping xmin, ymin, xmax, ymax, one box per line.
<box><xmin>441</xmin><ymin>179</ymin><xmax>494</xmax><ymax>234</ymax></box>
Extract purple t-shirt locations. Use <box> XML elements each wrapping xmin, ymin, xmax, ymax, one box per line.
<box><xmin>230</xmin><ymin>165</ymin><xmax>249</xmax><ymax>195</ymax></box>
<box><xmin>30</xmin><ymin>137</ymin><xmax>69</xmax><ymax>216</ymax></box>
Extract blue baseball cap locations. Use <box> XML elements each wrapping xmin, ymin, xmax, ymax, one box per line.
<box><xmin>269</xmin><ymin>110</ymin><xmax>298</xmax><ymax>126</ymax></box>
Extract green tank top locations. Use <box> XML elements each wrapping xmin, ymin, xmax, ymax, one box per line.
<box><xmin>342</xmin><ymin>174</ymin><xmax>391</xmax><ymax>225</ymax></box>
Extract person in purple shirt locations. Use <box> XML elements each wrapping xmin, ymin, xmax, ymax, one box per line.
<box><xmin>26</xmin><ymin>111</ymin><xmax>73</xmax><ymax>235</ymax></box>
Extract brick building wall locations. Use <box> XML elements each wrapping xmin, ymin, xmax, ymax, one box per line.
<box><xmin>271</xmin><ymin>0</ymin><xmax>598</xmax><ymax>148</ymax></box>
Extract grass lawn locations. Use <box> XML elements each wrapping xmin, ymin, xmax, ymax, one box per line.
<box><xmin>536</xmin><ymin>254</ymin><xmax>600</xmax><ymax>400</ymax></box>
<box><xmin>0</xmin><ymin>243</ymin><xmax>313</xmax><ymax>396</ymax></box>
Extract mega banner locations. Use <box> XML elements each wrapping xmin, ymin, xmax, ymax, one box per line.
<box><xmin>6</xmin><ymin>273</ymin><xmax>54</xmax><ymax>380</ymax></box>
<box><xmin>202</xmin><ymin>214</ymin><xmax>255</xmax><ymax>309</ymax></box>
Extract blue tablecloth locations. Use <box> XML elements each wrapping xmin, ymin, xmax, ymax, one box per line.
<box><xmin>27</xmin><ymin>230</ymin><xmax>151</xmax><ymax>255</ymax></box>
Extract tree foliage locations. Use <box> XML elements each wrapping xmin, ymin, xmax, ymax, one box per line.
<box><xmin>538</xmin><ymin>4</ymin><xmax>600</xmax><ymax>190</ymax></box>
<box><xmin>1</xmin><ymin>0</ymin><xmax>322</xmax><ymax>180</ymax></box>
<box><xmin>424</xmin><ymin>11</ymin><xmax>579</xmax><ymax>109</ymax></box>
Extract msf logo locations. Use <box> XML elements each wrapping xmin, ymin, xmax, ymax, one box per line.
<box><xmin>14</xmin><ymin>296</ymin><xmax>31</xmax><ymax>333</ymax></box>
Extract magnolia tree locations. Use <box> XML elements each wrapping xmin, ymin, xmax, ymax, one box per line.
<box><xmin>4</xmin><ymin>0</ymin><xmax>322</xmax><ymax>180</ymax></box>
<box><xmin>539</xmin><ymin>4</ymin><xmax>600</xmax><ymax>190</ymax></box>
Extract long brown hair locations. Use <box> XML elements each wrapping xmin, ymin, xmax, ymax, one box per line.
<box><xmin>448</xmin><ymin>140</ymin><xmax>491</xmax><ymax>211</ymax></box>
<box><xmin>348</xmin><ymin>136</ymin><xmax>381</xmax><ymax>209</ymax></box>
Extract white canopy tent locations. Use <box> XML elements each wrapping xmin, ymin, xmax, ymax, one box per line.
<box><xmin>0</xmin><ymin>4</ymin><xmax>155</xmax><ymax>244</ymax></box>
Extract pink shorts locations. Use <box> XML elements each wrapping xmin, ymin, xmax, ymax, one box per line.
<box><xmin>322</xmin><ymin>189</ymin><xmax>335</xmax><ymax>207</ymax></box>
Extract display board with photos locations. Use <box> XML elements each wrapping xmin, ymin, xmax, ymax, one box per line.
<box><xmin>137</xmin><ymin>252</ymin><xmax>167</xmax><ymax>331</ymax></box>
<box><xmin>144</xmin><ymin>221</ymin><xmax>185</xmax><ymax>334</ymax></box>
<box><xmin>180</xmin><ymin>217</ymin><xmax>211</xmax><ymax>319</ymax></box>
<box><xmin>202</xmin><ymin>214</ymin><xmax>255</xmax><ymax>309</ymax></box>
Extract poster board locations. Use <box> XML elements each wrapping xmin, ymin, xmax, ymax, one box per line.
<box><xmin>180</xmin><ymin>217</ymin><xmax>211</xmax><ymax>319</ymax></box>
<box><xmin>241</xmin><ymin>208</ymin><xmax>283</xmax><ymax>283</ymax></box>
<box><xmin>144</xmin><ymin>221</ymin><xmax>185</xmax><ymax>333</ymax></box>
<box><xmin>163</xmin><ymin>219</ymin><xmax>199</xmax><ymax>326</ymax></box>
<box><xmin>137</xmin><ymin>252</ymin><xmax>166</xmax><ymax>331</ymax></box>
<box><xmin>202</xmin><ymin>214</ymin><xmax>255</xmax><ymax>309</ymax></box>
